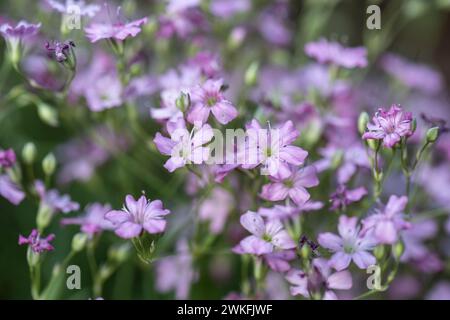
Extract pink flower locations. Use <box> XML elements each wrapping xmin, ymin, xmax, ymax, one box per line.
<box><xmin>35</xmin><ymin>180</ymin><xmax>79</xmax><ymax>214</ymax></box>
<box><xmin>153</xmin><ymin>118</ymin><xmax>214</xmax><ymax>172</ymax></box>
<box><xmin>237</xmin><ymin>211</ymin><xmax>296</xmax><ymax>255</ymax></box>
<box><xmin>61</xmin><ymin>203</ymin><xmax>114</xmax><ymax>237</ymax></box>
<box><xmin>105</xmin><ymin>195</ymin><xmax>170</xmax><ymax>239</ymax></box>
<box><xmin>362</xmin><ymin>105</ymin><xmax>413</xmax><ymax>148</ymax></box>
<box><xmin>380</xmin><ymin>53</ymin><xmax>443</xmax><ymax>95</ymax></box>
<box><xmin>241</xmin><ymin>120</ymin><xmax>308</xmax><ymax>176</ymax></box>
<box><xmin>155</xmin><ymin>239</ymin><xmax>197</xmax><ymax>299</ymax></box>
<box><xmin>85</xmin><ymin>17</ymin><xmax>148</xmax><ymax>43</ymax></box>
<box><xmin>18</xmin><ymin>229</ymin><xmax>55</xmax><ymax>253</ymax></box>
<box><xmin>0</xmin><ymin>20</ymin><xmax>40</xmax><ymax>40</ymax></box>
<box><xmin>198</xmin><ymin>187</ymin><xmax>233</xmax><ymax>234</ymax></box>
<box><xmin>46</xmin><ymin>0</ymin><xmax>100</xmax><ymax>18</ymax></box>
<box><xmin>318</xmin><ymin>215</ymin><xmax>377</xmax><ymax>271</ymax></box>
<box><xmin>330</xmin><ymin>185</ymin><xmax>367</xmax><ymax>211</ymax></box>
<box><xmin>258</xmin><ymin>201</ymin><xmax>323</xmax><ymax>222</ymax></box>
<box><xmin>305</xmin><ymin>38</ymin><xmax>367</xmax><ymax>69</ymax></box>
<box><xmin>260</xmin><ymin>166</ymin><xmax>319</xmax><ymax>206</ymax></box>
<box><xmin>264</xmin><ymin>250</ymin><xmax>296</xmax><ymax>273</ymax></box>
<box><xmin>362</xmin><ymin>195</ymin><xmax>411</xmax><ymax>244</ymax></box>
<box><xmin>286</xmin><ymin>258</ymin><xmax>352</xmax><ymax>300</ymax></box>
<box><xmin>0</xmin><ymin>174</ymin><xmax>25</xmax><ymax>205</ymax></box>
<box><xmin>0</xmin><ymin>148</ymin><xmax>16</xmax><ymax>168</ymax></box>
<box><xmin>187</xmin><ymin>79</ymin><xmax>238</xmax><ymax>125</ymax></box>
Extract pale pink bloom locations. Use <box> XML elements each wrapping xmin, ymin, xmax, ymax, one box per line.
<box><xmin>105</xmin><ymin>195</ymin><xmax>170</xmax><ymax>239</ymax></box>
<box><xmin>85</xmin><ymin>17</ymin><xmax>148</xmax><ymax>42</ymax></box>
<box><xmin>260</xmin><ymin>166</ymin><xmax>319</xmax><ymax>206</ymax></box>
<box><xmin>61</xmin><ymin>203</ymin><xmax>114</xmax><ymax>237</ymax></box>
<box><xmin>363</xmin><ymin>105</ymin><xmax>413</xmax><ymax>148</ymax></box>
<box><xmin>187</xmin><ymin>79</ymin><xmax>238</xmax><ymax>125</ymax></box>
<box><xmin>286</xmin><ymin>258</ymin><xmax>352</xmax><ymax>300</ymax></box>
<box><xmin>153</xmin><ymin>118</ymin><xmax>214</xmax><ymax>172</ymax></box>
<box><xmin>198</xmin><ymin>187</ymin><xmax>233</xmax><ymax>234</ymax></box>
<box><xmin>0</xmin><ymin>174</ymin><xmax>25</xmax><ymax>205</ymax></box>
<box><xmin>318</xmin><ymin>215</ymin><xmax>377</xmax><ymax>271</ymax></box>
<box><xmin>362</xmin><ymin>195</ymin><xmax>411</xmax><ymax>244</ymax></box>
<box><xmin>237</xmin><ymin>211</ymin><xmax>296</xmax><ymax>255</ymax></box>
<box><xmin>305</xmin><ymin>38</ymin><xmax>367</xmax><ymax>69</ymax></box>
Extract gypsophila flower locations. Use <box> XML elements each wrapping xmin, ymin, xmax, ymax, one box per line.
<box><xmin>236</xmin><ymin>211</ymin><xmax>296</xmax><ymax>255</ymax></box>
<box><xmin>260</xmin><ymin>165</ymin><xmax>319</xmax><ymax>206</ymax></box>
<box><xmin>187</xmin><ymin>79</ymin><xmax>238</xmax><ymax>125</ymax></box>
<box><xmin>362</xmin><ymin>105</ymin><xmax>413</xmax><ymax>148</ymax></box>
<box><xmin>18</xmin><ymin>229</ymin><xmax>55</xmax><ymax>253</ymax></box>
<box><xmin>0</xmin><ymin>174</ymin><xmax>25</xmax><ymax>205</ymax></box>
<box><xmin>330</xmin><ymin>185</ymin><xmax>367</xmax><ymax>211</ymax></box>
<box><xmin>105</xmin><ymin>195</ymin><xmax>170</xmax><ymax>239</ymax></box>
<box><xmin>0</xmin><ymin>148</ymin><xmax>16</xmax><ymax>168</ymax></box>
<box><xmin>35</xmin><ymin>180</ymin><xmax>79</xmax><ymax>214</ymax></box>
<box><xmin>85</xmin><ymin>16</ymin><xmax>148</xmax><ymax>43</ymax></box>
<box><xmin>318</xmin><ymin>215</ymin><xmax>377</xmax><ymax>271</ymax></box>
<box><xmin>45</xmin><ymin>40</ymin><xmax>75</xmax><ymax>63</ymax></box>
<box><xmin>153</xmin><ymin>118</ymin><xmax>214</xmax><ymax>172</ymax></box>
<box><xmin>61</xmin><ymin>203</ymin><xmax>114</xmax><ymax>237</ymax></box>
<box><xmin>0</xmin><ymin>20</ymin><xmax>40</xmax><ymax>39</ymax></box>
<box><xmin>305</xmin><ymin>38</ymin><xmax>367</xmax><ymax>69</ymax></box>
<box><xmin>362</xmin><ymin>195</ymin><xmax>411</xmax><ymax>244</ymax></box>
<box><xmin>286</xmin><ymin>258</ymin><xmax>352</xmax><ymax>300</ymax></box>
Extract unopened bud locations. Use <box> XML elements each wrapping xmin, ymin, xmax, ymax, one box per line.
<box><xmin>36</xmin><ymin>204</ymin><xmax>53</xmax><ymax>231</ymax></box>
<box><xmin>374</xmin><ymin>245</ymin><xmax>385</xmax><ymax>260</ymax></box>
<box><xmin>71</xmin><ymin>233</ymin><xmax>88</xmax><ymax>252</ymax></box>
<box><xmin>392</xmin><ymin>241</ymin><xmax>405</xmax><ymax>260</ymax></box>
<box><xmin>37</xmin><ymin>103</ymin><xmax>59</xmax><ymax>127</ymax></box>
<box><xmin>42</xmin><ymin>153</ymin><xmax>56</xmax><ymax>176</ymax></box>
<box><xmin>108</xmin><ymin>243</ymin><xmax>131</xmax><ymax>263</ymax></box>
<box><xmin>244</xmin><ymin>61</ymin><xmax>259</xmax><ymax>87</ymax></box>
<box><xmin>27</xmin><ymin>246</ymin><xmax>40</xmax><ymax>267</ymax></box>
<box><xmin>175</xmin><ymin>92</ymin><xmax>190</xmax><ymax>112</ymax></box>
<box><xmin>22</xmin><ymin>142</ymin><xmax>37</xmax><ymax>165</ymax></box>
<box><xmin>358</xmin><ymin>112</ymin><xmax>370</xmax><ymax>135</ymax></box>
<box><xmin>426</xmin><ymin>127</ymin><xmax>439</xmax><ymax>143</ymax></box>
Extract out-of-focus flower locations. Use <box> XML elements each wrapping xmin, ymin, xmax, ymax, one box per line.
<box><xmin>305</xmin><ymin>39</ymin><xmax>367</xmax><ymax>69</ymax></box>
<box><xmin>210</xmin><ymin>0</ymin><xmax>250</xmax><ymax>19</ymax></box>
<box><xmin>362</xmin><ymin>105</ymin><xmax>413</xmax><ymax>148</ymax></box>
<box><xmin>330</xmin><ymin>185</ymin><xmax>367</xmax><ymax>211</ymax></box>
<box><xmin>187</xmin><ymin>51</ymin><xmax>221</xmax><ymax>78</ymax></box>
<box><xmin>426</xmin><ymin>282</ymin><xmax>450</xmax><ymax>300</ymax></box>
<box><xmin>61</xmin><ymin>203</ymin><xmax>114</xmax><ymax>237</ymax></box>
<box><xmin>286</xmin><ymin>258</ymin><xmax>352</xmax><ymax>300</ymax></box>
<box><xmin>258</xmin><ymin>5</ymin><xmax>291</xmax><ymax>46</ymax></box>
<box><xmin>315</xmin><ymin>143</ymin><xmax>370</xmax><ymax>184</ymax></box>
<box><xmin>155</xmin><ymin>239</ymin><xmax>198</xmax><ymax>299</ymax></box>
<box><xmin>46</xmin><ymin>0</ymin><xmax>100</xmax><ymax>17</ymax></box>
<box><xmin>85</xmin><ymin>17</ymin><xmax>148</xmax><ymax>43</ymax></box>
<box><xmin>0</xmin><ymin>148</ymin><xmax>16</xmax><ymax>168</ymax></box>
<box><xmin>318</xmin><ymin>215</ymin><xmax>376</xmax><ymax>271</ymax></box>
<box><xmin>236</xmin><ymin>211</ymin><xmax>296</xmax><ymax>255</ymax></box>
<box><xmin>264</xmin><ymin>250</ymin><xmax>296</xmax><ymax>272</ymax></box>
<box><xmin>258</xmin><ymin>201</ymin><xmax>323</xmax><ymax>222</ymax></box>
<box><xmin>380</xmin><ymin>53</ymin><xmax>443</xmax><ymax>95</ymax></box>
<box><xmin>260</xmin><ymin>166</ymin><xmax>319</xmax><ymax>206</ymax></box>
<box><xmin>0</xmin><ymin>20</ymin><xmax>40</xmax><ymax>65</ymax></box>
<box><xmin>18</xmin><ymin>229</ymin><xmax>55</xmax><ymax>253</ymax></box>
<box><xmin>362</xmin><ymin>195</ymin><xmax>411</xmax><ymax>244</ymax></box>
<box><xmin>241</xmin><ymin>120</ymin><xmax>308</xmax><ymax>176</ymax></box>
<box><xmin>199</xmin><ymin>188</ymin><xmax>233</xmax><ymax>234</ymax></box>
<box><xmin>153</xmin><ymin>118</ymin><xmax>213</xmax><ymax>172</ymax></box>
<box><xmin>150</xmin><ymin>89</ymin><xmax>184</xmax><ymax>121</ymax></box>
<box><xmin>401</xmin><ymin>219</ymin><xmax>437</xmax><ymax>262</ymax></box>
<box><xmin>0</xmin><ymin>174</ymin><xmax>25</xmax><ymax>205</ymax></box>
<box><xmin>157</xmin><ymin>1</ymin><xmax>206</xmax><ymax>39</ymax></box>
<box><xmin>187</xmin><ymin>79</ymin><xmax>237</xmax><ymax>125</ymax></box>
<box><xmin>105</xmin><ymin>195</ymin><xmax>170</xmax><ymax>239</ymax></box>
<box><xmin>35</xmin><ymin>180</ymin><xmax>79</xmax><ymax>214</ymax></box>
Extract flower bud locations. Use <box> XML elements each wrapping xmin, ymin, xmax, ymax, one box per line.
<box><xmin>330</xmin><ymin>150</ymin><xmax>344</xmax><ymax>170</ymax></box>
<box><xmin>27</xmin><ymin>246</ymin><xmax>40</xmax><ymax>267</ymax></box>
<box><xmin>358</xmin><ymin>112</ymin><xmax>370</xmax><ymax>135</ymax></box>
<box><xmin>71</xmin><ymin>233</ymin><xmax>88</xmax><ymax>252</ymax></box>
<box><xmin>175</xmin><ymin>92</ymin><xmax>190</xmax><ymax>112</ymax></box>
<box><xmin>392</xmin><ymin>241</ymin><xmax>405</xmax><ymax>260</ymax></box>
<box><xmin>108</xmin><ymin>243</ymin><xmax>131</xmax><ymax>263</ymax></box>
<box><xmin>367</xmin><ymin>139</ymin><xmax>379</xmax><ymax>150</ymax></box>
<box><xmin>37</xmin><ymin>103</ymin><xmax>59</xmax><ymax>127</ymax></box>
<box><xmin>244</xmin><ymin>61</ymin><xmax>259</xmax><ymax>87</ymax></box>
<box><xmin>22</xmin><ymin>142</ymin><xmax>37</xmax><ymax>165</ymax></box>
<box><xmin>411</xmin><ymin>118</ymin><xmax>417</xmax><ymax>134</ymax></box>
<box><xmin>374</xmin><ymin>245</ymin><xmax>385</xmax><ymax>260</ymax></box>
<box><xmin>36</xmin><ymin>204</ymin><xmax>53</xmax><ymax>231</ymax></box>
<box><xmin>42</xmin><ymin>153</ymin><xmax>56</xmax><ymax>176</ymax></box>
<box><xmin>426</xmin><ymin>127</ymin><xmax>439</xmax><ymax>143</ymax></box>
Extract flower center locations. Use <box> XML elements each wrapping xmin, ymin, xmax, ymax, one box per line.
<box><xmin>262</xmin><ymin>233</ymin><xmax>272</xmax><ymax>242</ymax></box>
